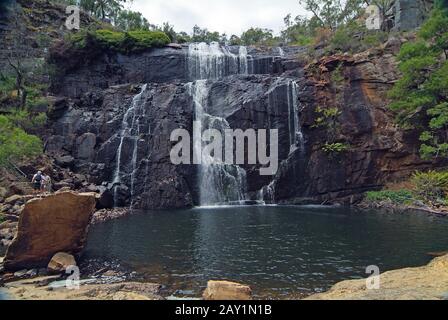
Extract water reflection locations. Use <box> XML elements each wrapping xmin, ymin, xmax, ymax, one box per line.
<box><xmin>84</xmin><ymin>206</ymin><xmax>448</xmax><ymax>299</ymax></box>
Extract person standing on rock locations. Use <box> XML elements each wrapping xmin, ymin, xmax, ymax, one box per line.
<box><xmin>31</xmin><ymin>171</ymin><xmax>43</xmax><ymax>194</ymax></box>
<box><xmin>41</xmin><ymin>174</ymin><xmax>52</xmax><ymax>194</ymax></box>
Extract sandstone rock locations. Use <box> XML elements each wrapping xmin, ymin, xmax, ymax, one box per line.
<box><xmin>91</xmin><ymin>208</ymin><xmax>130</xmax><ymax>225</ymax></box>
<box><xmin>203</xmin><ymin>281</ymin><xmax>252</xmax><ymax>301</ymax></box>
<box><xmin>3</xmin><ymin>192</ymin><xmax>96</xmax><ymax>271</ymax></box>
<box><xmin>307</xmin><ymin>254</ymin><xmax>448</xmax><ymax>300</ymax></box>
<box><xmin>54</xmin><ymin>186</ymin><xmax>72</xmax><ymax>193</ymax></box>
<box><xmin>47</xmin><ymin>252</ymin><xmax>76</xmax><ymax>273</ymax></box>
<box><xmin>4</xmin><ymin>195</ymin><xmax>23</xmax><ymax>206</ymax></box>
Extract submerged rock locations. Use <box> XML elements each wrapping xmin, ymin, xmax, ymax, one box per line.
<box><xmin>203</xmin><ymin>281</ymin><xmax>252</xmax><ymax>300</ymax></box>
<box><xmin>3</xmin><ymin>192</ymin><xmax>96</xmax><ymax>271</ymax></box>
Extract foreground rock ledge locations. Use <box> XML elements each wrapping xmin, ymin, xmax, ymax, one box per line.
<box><xmin>2</xmin><ymin>279</ymin><xmax>163</xmax><ymax>300</ymax></box>
<box><xmin>3</xmin><ymin>192</ymin><xmax>96</xmax><ymax>271</ymax></box>
<box><xmin>306</xmin><ymin>255</ymin><xmax>448</xmax><ymax>300</ymax></box>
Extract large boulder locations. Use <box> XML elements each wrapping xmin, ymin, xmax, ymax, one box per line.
<box><xmin>202</xmin><ymin>281</ymin><xmax>252</xmax><ymax>300</ymax></box>
<box><xmin>3</xmin><ymin>192</ymin><xmax>96</xmax><ymax>271</ymax></box>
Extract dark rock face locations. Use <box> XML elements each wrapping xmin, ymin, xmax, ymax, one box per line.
<box><xmin>46</xmin><ymin>83</ymin><xmax>196</xmax><ymax>209</ymax></box>
<box><xmin>45</xmin><ymin>38</ymin><xmax>445</xmax><ymax>209</ymax></box>
<box><xmin>272</xmin><ymin>49</ymin><xmax>446</xmax><ymax>204</ymax></box>
<box><xmin>51</xmin><ymin>45</ymin><xmax>305</xmax><ymax>99</ymax></box>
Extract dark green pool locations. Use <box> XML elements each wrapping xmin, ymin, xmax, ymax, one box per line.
<box><xmin>83</xmin><ymin>206</ymin><xmax>448</xmax><ymax>299</ymax></box>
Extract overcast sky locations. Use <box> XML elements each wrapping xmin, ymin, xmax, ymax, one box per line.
<box><xmin>126</xmin><ymin>0</ymin><xmax>309</xmax><ymax>36</ymax></box>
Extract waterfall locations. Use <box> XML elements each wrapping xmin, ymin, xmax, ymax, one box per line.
<box><xmin>188</xmin><ymin>42</ymin><xmax>249</xmax><ymax>80</ymax></box>
<box><xmin>239</xmin><ymin>46</ymin><xmax>249</xmax><ymax>75</ymax></box>
<box><xmin>188</xmin><ymin>80</ymin><xmax>247</xmax><ymax>206</ymax></box>
<box><xmin>259</xmin><ymin>80</ymin><xmax>304</xmax><ymax>203</ymax></box>
<box><xmin>277</xmin><ymin>47</ymin><xmax>285</xmax><ymax>57</ymax></box>
<box><xmin>113</xmin><ymin>84</ymin><xmax>148</xmax><ymax>206</ymax></box>
<box><xmin>288</xmin><ymin>80</ymin><xmax>304</xmax><ymax>154</ymax></box>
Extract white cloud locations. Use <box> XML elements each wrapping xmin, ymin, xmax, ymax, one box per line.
<box><xmin>127</xmin><ymin>0</ymin><xmax>308</xmax><ymax>35</ymax></box>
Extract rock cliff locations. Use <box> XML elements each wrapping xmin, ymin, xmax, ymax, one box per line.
<box><xmin>2</xmin><ymin>0</ymin><xmax>445</xmax><ymax>209</ymax></box>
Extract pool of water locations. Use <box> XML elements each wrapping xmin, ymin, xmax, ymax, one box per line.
<box><xmin>83</xmin><ymin>206</ymin><xmax>448</xmax><ymax>299</ymax></box>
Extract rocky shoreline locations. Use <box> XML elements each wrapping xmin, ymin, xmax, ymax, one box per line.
<box><xmin>306</xmin><ymin>254</ymin><xmax>448</xmax><ymax>300</ymax></box>
<box><xmin>356</xmin><ymin>201</ymin><xmax>448</xmax><ymax>218</ymax></box>
<box><xmin>2</xmin><ymin>191</ymin><xmax>448</xmax><ymax>300</ymax></box>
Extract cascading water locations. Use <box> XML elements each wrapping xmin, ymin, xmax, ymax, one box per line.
<box><xmin>188</xmin><ymin>42</ymin><xmax>249</xmax><ymax>80</ymax></box>
<box><xmin>113</xmin><ymin>84</ymin><xmax>148</xmax><ymax>207</ymax></box>
<box><xmin>186</xmin><ymin>42</ymin><xmax>251</xmax><ymax>206</ymax></box>
<box><xmin>288</xmin><ymin>80</ymin><xmax>304</xmax><ymax>154</ymax></box>
<box><xmin>258</xmin><ymin>80</ymin><xmax>304</xmax><ymax>203</ymax></box>
<box><xmin>188</xmin><ymin>80</ymin><xmax>247</xmax><ymax>206</ymax></box>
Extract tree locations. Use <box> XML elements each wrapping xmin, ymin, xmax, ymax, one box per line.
<box><xmin>229</xmin><ymin>34</ymin><xmax>242</xmax><ymax>45</ymax></box>
<box><xmin>0</xmin><ymin>116</ymin><xmax>42</xmax><ymax>166</ymax></box>
<box><xmin>191</xmin><ymin>25</ymin><xmax>221</xmax><ymax>43</ymax></box>
<box><xmin>282</xmin><ymin>14</ymin><xmax>318</xmax><ymax>44</ymax></box>
<box><xmin>240</xmin><ymin>27</ymin><xmax>274</xmax><ymax>45</ymax></box>
<box><xmin>115</xmin><ymin>10</ymin><xmax>152</xmax><ymax>31</ymax></box>
<box><xmin>61</xmin><ymin>0</ymin><xmax>130</xmax><ymax>22</ymax></box>
<box><xmin>161</xmin><ymin>22</ymin><xmax>177</xmax><ymax>42</ymax></box>
<box><xmin>298</xmin><ymin>0</ymin><xmax>365</xmax><ymax>31</ymax></box>
<box><xmin>389</xmin><ymin>6</ymin><xmax>448</xmax><ymax>159</ymax></box>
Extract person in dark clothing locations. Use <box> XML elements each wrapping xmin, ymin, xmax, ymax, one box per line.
<box><xmin>31</xmin><ymin>171</ymin><xmax>43</xmax><ymax>194</ymax></box>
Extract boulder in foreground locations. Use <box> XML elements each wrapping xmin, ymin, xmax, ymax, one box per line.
<box><xmin>203</xmin><ymin>280</ymin><xmax>252</xmax><ymax>300</ymax></box>
<box><xmin>306</xmin><ymin>254</ymin><xmax>448</xmax><ymax>300</ymax></box>
<box><xmin>4</xmin><ymin>192</ymin><xmax>96</xmax><ymax>271</ymax></box>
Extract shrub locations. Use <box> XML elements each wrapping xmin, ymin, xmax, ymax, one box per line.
<box><xmin>94</xmin><ymin>29</ymin><xmax>127</xmax><ymax>49</ymax></box>
<box><xmin>365</xmin><ymin>190</ymin><xmax>415</xmax><ymax>205</ymax></box>
<box><xmin>322</xmin><ymin>142</ymin><xmax>350</xmax><ymax>154</ymax></box>
<box><xmin>127</xmin><ymin>30</ymin><xmax>171</xmax><ymax>50</ymax></box>
<box><xmin>411</xmin><ymin>170</ymin><xmax>448</xmax><ymax>202</ymax></box>
<box><xmin>69</xmin><ymin>29</ymin><xmax>171</xmax><ymax>54</ymax></box>
<box><xmin>329</xmin><ymin>21</ymin><xmax>387</xmax><ymax>54</ymax></box>
<box><xmin>0</xmin><ymin>115</ymin><xmax>43</xmax><ymax>166</ymax></box>
<box><xmin>6</xmin><ymin>110</ymin><xmax>47</xmax><ymax>132</ymax></box>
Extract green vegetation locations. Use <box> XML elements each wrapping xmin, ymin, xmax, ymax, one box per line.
<box><xmin>411</xmin><ymin>170</ymin><xmax>448</xmax><ymax>203</ymax></box>
<box><xmin>67</xmin><ymin>28</ymin><xmax>171</xmax><ymax>53</ymax></box>
<box><xmin>240</xmin><ymin>28</ymin><xmax>277</xmax><ymax>46</ymax></box>
<box><xmin>322</xmin><ymin>142</ymin><xmax>350</xmax><ymax>154</ymax></box>
<box><xmin>329</xmin><ymin>21</ymin><xmax>388</xmax><ymax>53</ymax></box>
<box><xmin>0</xmin><ymin>115</ymin><xmax>43</xmax><ymax>166</ymax></box>
<box><xmin>313</xmin><ymin>107</ymin><xmax>342</xmax><ymax>129</ymax></box>
<box><xmin>365</xmin><ymin>190</ymin><xmax>415</xmax><ymax>205</ymax></box>
<box><xmin>0</xmin><ymin>72</ymin><xmax>46</xmax><ymax>168</ymax></box>
<box><xmin>365</xmin><ymin>169</ymin><xmax>448</xmax><ymax>208</ymax></box>
<box><xmin>389</xmin><ymin>5</ymin><xmax>448</xmax><ymax>160</ymax></box>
